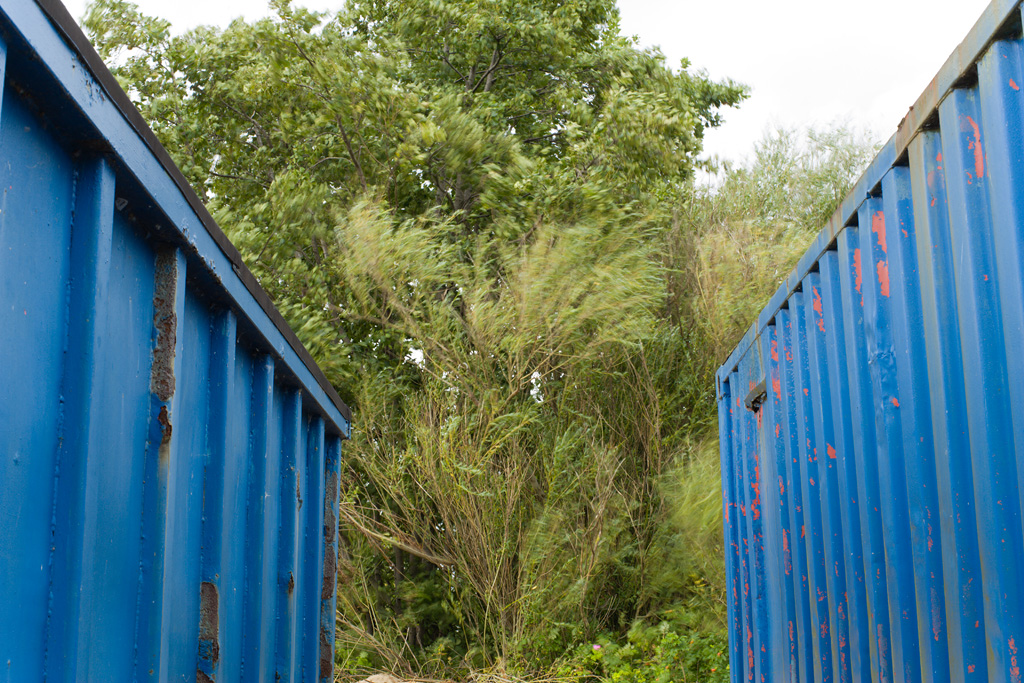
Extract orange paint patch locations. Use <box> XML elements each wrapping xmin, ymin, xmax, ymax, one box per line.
<box><xmin>779</xmin><ymin>475</ymin><xmax>785</xmax><ymax>496</ymax></box>
<box><xmin>751</xmin><ymin>482</ymin><xmax>761</xmax><ymax>520</ymax></box>
<box><xmin>773</xmin><ymin>377</ymin><xmax>782</xmax><ymax>400</ymax></box>
<box><xmin>776</xmin><ymin>423</ymin><xmax>781</xmax><ymax>438</ymax></box>
<box><xmin>891</xmin><ymin>397</ymin><xmax>900</xmax><ymax>408</ymax></box>
<box><xmin>853</xmin><ymin>249</ymin><xmax>863</xmax><ymax>293</ymax></box>
<box><xmin>931</xmin><ymin>197</ymin><xmax>937</xmax><ymax>207</ymax></box>
<box><xmin>929</xmin><ymin>589</ymin><xmax>942</xmax><ymax>643</ymax></box>
<box><xmin>964</xmin><ymin>115</ymin><xmax>985</xmax><ymax>179</ymax></box>
<box><xmin>813</xmin><ymin>287</ymin><xmax>825</xmax><ymax>332</ymax></box>
<box><xmin>872</xmin><ymin>211</ymin><xmax>888</xmax><ymax>253</ymax></box>
<box><xmin>968</xmin><ymin>665</ymin><xmax>975</xmax><ymax>674</ymax></box>
<box><xmin>1012</xmin><ymin>78</ymin><xmax>1020</xmax><ymax>91</ymax></box>
<box><xmin>771</xmin><ymin>339</ymin><xmax>779</xmax><ymax>362</ymax></box>
<box><xmin>1010</xmin><ymin>636</ymin><xmax>1020</xmax><ymax>683</ymax></box>
<box><xmin>877</xmin><ymin>260</ymin><xmax>890</xmax><ymax>297</ymax></box>
<box><xmin>827</xmin><ymin>444</ymin><xmax>837</xmax><ymax>459</ymax></box>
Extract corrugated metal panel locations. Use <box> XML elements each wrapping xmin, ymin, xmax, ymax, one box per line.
<box><xmin>718</xmin><ymin>1</ymin><xmax>1024</xmax><ymax>682</ymax></box>
<box><xmin>0</xmin><ymin>1</ymin><xmax>350</xmax><ymax>681</ymax></box>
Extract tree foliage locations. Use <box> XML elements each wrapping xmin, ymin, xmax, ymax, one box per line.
<box><xmin>675</xmin><ymin>125</ymin><xmax>879</xmax><ymax>373</ymax></box>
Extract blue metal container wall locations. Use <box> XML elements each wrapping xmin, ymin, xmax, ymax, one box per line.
<box><xmin>0</xmin><ymin>1</ymin><xmax>351</xmax><ymax>682</ymax></box>
<box><xmin>718</xmin><ymin>1</ymin><xmax>1024</xmax><ymax>681</ymax></box>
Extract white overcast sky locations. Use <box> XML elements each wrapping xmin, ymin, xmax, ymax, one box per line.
<box><xmin>63</xmin><ymin>0</ymin><xmax>993</xmax><ymax>164</ymax></box>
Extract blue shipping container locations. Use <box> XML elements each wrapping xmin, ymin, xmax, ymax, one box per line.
<box><xmin>718</xmin><ymin>1</ymin><xmax>1024</xmax><ymax>682</ymax></box>
<box><xmin>0</xmin><ymin>1</ymin><xmax>351</xmax><ymax>681</ymax></box>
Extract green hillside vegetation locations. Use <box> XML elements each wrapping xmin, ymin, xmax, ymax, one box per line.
<box><xmin>83</xmin><ymin>0</ymin><xmax>876</xmax><ymax>679</ymax></box>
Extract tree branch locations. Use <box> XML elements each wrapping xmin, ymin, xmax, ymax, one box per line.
<box><xmin>339</xmin><ymin>504</ymin><xmax>456</xmax><ymax>567</ymax></box>
<box><xmin>442</xmin><ymin>37</ymin><xmax>467</xmax><ymax>85</ymax></box>
<box><xmin>337</xmin><ymin>115</ymin><xmax>368</xmax><ymax>192</ymax></box>
<box><xmin>472</xmin><ymin>42</ymin><xmax>504</xmax><ymax>93</ymax></box>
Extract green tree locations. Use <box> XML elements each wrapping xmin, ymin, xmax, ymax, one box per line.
<box><xmin>84</xmin><ymin>0</ymin><xmax>745</xmax><ymax>676</ymax></box>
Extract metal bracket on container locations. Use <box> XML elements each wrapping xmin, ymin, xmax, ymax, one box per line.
<box><xmin>743</xmin><ymin>379</ymin><xmax>767</xmax><ymax>412</ymax></box>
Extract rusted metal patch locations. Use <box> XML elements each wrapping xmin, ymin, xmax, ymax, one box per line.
<box><xmin>321</xmin><ymin>547</ymin><xmax>336</xmax><ymax>601</ymax></box>
<box><xmin>151</xmin><ymin>249</ymin><xmax>178</xmax><ymax>402</ymax></box>
<box><xmin>322</xmin><ymin>500</ymin><xmax>336</xmax><ymax>537</ymax></box>
<box><xmin>322</xmin><ymin>470</ymin><xmax>339</xmax><ymax>600</ymax></box>
<box><xmin>197</xmin><ymin>581</ymin><xmax>220</xmax><ymax>680</ymax></box>
<box><xmin>157</xmin><ymin>405</ymin><xmax>173</xmax><ymax>464</ymax></box>
<box><xmin>319</xmin><ymin>630</ymin><xmax>333</xmax><ymax>680</ymax></box>
<box><xmin>157</xmin><ymin>405</ymin><xmax>173</xmax><ymax>444</ymax></box>
<box><xmin>325</xmin><ymin>472</ymin><xmax>338</xmax><ymax>506</ymax></box>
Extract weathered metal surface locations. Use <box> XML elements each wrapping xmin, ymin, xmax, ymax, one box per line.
<box><xmin>0</xmin><ymin>1</ymin><xmax>350</xmax><ymax>681</ymax></box>
<box><xmin>718</xmin><ymin>1</ymin><xmax>1024</xmax><ymax>682</ymax></box>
